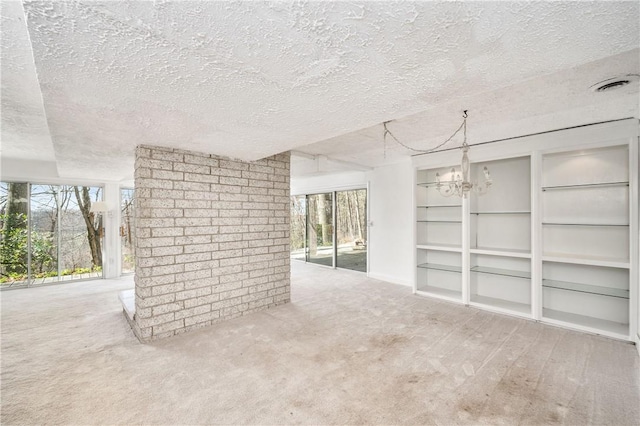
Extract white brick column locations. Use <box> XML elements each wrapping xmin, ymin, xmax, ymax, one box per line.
<box><xmin>132</xmin><ymin>145</ymin><xmax>290</xmax><ymax>341</ymax></box>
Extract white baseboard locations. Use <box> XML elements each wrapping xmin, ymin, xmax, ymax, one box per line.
<box><xmin>368</xmin><ymin>272</ymin><xmax>412</xmax><ymax>287</ymax></box>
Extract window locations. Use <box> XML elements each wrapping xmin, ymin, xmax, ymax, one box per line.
<box><xmin>0</xmin><ymin>182</ymin><xmax>104</xmax><ymax>287</ymax></box>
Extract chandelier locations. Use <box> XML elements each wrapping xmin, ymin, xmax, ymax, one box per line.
<box><xmin>383</xmin><ymin>110</ymin><xmax>492</xmax><ymax>198</ymax></box>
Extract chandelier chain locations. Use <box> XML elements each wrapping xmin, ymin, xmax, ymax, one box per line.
<box><xmin>383</xmin><ymin>111</ymin><xmax>468</xmax><ymax>154</ymax></box>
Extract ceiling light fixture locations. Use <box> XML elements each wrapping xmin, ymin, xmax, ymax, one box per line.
<box><xmin>383</xmin><ymin>110</ymin><xmax>491</xmax><ymax>198</ymax></box>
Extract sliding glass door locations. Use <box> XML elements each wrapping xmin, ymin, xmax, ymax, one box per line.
<box><xmin>306</xmin><ymin>193</ymin><xmax>334</xmax><ymax>266</ymax></box>
<box><xmin>290</xmin><ymin>188</ymin><xmax>367</xmax><ymax>272</ymax></box>
<box><xmin>336</xmin><ymin>189</ymin><xmax>367</xmax><ymax>272</ymax></box>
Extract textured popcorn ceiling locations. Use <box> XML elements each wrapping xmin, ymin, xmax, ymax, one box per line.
<box><xmin>1</xmin><ymin>1</ymin><xmax>639</xmax><ymax>180</ymax></box>
<box><xmin>0</xmin><ymin>1</ymin><xmax>55</xmax><ymax>163</ymax></box>
<box><xmin>300</xmin><ymin>49</ymin><xmax>640</xmax><ymax>169</ymax></box>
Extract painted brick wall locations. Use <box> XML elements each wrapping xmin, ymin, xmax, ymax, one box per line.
<box><xmin>132</xmin><ymin>145</ymin><xmax>290</xmax><ymax>341</ymax></box>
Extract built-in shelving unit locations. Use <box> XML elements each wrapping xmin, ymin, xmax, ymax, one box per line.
<box><xmin>413</xmin><ymin>122</ymin><xmax>638</xmax><ymax>342</ymax></box>
<box><xmin>541</xmin><ymin>145</ymin><xmax>631</xmax><ymax>339</ymax></box>
<box><xmin>470</xmin><ymin>156</ymin><xmax>531</xmax><ymax>254</ymax></box>
<box><xmin>415</xmin><ymin>167</ymin><xmax>463</xmax><ymax>302</ymax></box>
<box><xmin>468</xmin><ymin>156</ymin><xmax>532</xmax><ymax>317</ymax></box>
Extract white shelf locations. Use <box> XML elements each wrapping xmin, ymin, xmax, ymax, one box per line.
<box><xmin>470</xmin><ymin>295</ymin><xmax>531</xmax><ymax>318</ymax></box>
<box><xmin>539</xmin><ymin>144</ymin><xmax>632</xmax><ymax>342</ymax></box>
<box><xmin>417</xmin><ymin>205</ymin><xmax>461</xmax><ymax>208</ymax></box>
<box><xmin>470</xmin><ymin>247</ymin><xmax>532</xmax><ymax>258</ymax></box>
<box><xmin>416</xmin><ymin>181</ymin><xmax>439</xmax><ymax>188</ymax></box>
<box><xmin>471</xmin><ymin>211</ymin><xmax>530</xmax><ymax>215</ymax></box>
<box><xmin>543</xmin><ymin>279</ymin><xmax>629</xmax><ymax>299</ymax></box>
<box><xmin>417</xmin><ymin>263</ymin><xmax>462</xmax><ymax>273</ymax></box>
<box><xmin>471</xmin><ymin>265</ymin><xmax>530</xmax><ymax>279</ymax></box>
<box><xmin>415</xmin><ymin>287</ymin><xmax>462</xmax><ymax>302</ymax></box>
<box><xmin>542</xmin><ymin>308</ymin><xmax>629</xmax><ymax>340</ymax></box>
<box><xmin>542</xmin><ymin>222</ymin><xmax>629</xmax><ymax>227</ymax></box>
<box><xmin>542</xmin><ymin>253</ymin><xmax>630</xmax><ymax>269</ymax></box>
<box><xmin>541</xmin><ymin>181</ymin><xmax>629</xmax><ymax>191</ymax></box>
<box><xmin>416</xmin><ymin>244</ymin><xmax>462</xmax><ymax>253</ymax></box>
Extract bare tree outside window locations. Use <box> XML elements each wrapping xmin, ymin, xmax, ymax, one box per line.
<box><xmin>0</xmin><ymin>182</ymin><xmax>104</xmax><ymax>287</ymax></box>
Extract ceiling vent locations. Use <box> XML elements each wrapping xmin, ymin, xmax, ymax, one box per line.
<box><xmin>591</xmin><ymin>74</ymin><xmax>639</xmax><ymax>92</ymax></box>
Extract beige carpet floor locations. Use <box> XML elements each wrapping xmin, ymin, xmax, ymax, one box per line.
<box><xmin>1</xmin><ymin>262</ymin><xmax>639</xmax><ymax>425</ymax></box>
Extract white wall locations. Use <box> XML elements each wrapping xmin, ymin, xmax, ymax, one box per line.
<box><xmin>291</xmin><ymin>171</ymin><xmax>367</xmax><ymax>195</ymax></box>
<box><xmin>1</xmin><ymin>158</ymin><xmax>59</xmax><ymax>182</ymax></box>
<box><xmin>366</xmin><ymin>161</ymin><xmax>414</xmax><ymax>286</ymax></box>
<box><xmin>291</xmin><ymin>163</ymin><xmax>414</xmax><ymax>287</ymax></box>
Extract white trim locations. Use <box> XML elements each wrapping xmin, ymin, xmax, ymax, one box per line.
<box><xmin>468</xmin><ymin>301</ymin><xmax>532</xmax><ymax>320</ymax></box>
<box><xmin>291</xmin><ymin>181</ymin><xmax>368</xmax><ymax>196</ymax></box>
<box><xmin>412</xmin><ymin>169</ymin><xmax>417</xmax><ymax>294</ymax></box>
<box><xmin>366</xmin><ymin>180</ymin><xmax>371</xmax><ymax>277</ymax></box>
<box><xmin>461</xmin><ymin>193</ymin><xmax>470</xmax><ymax>305</ymax></box>
<box><xmin>541</xmin><ymin>317</ymin><xmax>630</xmax><ymax>343</ymax></box>
<box><xmin>332</xmin><ymin>191</ymin><xmax>337</xmax><ymax>269</ymax></box>
<box><xmin>415</xmin><ymin>289</ymin><xmax>463</xmax><ymax>304</ymax></box>
<box><xmin>0</xmin><ymin>174</ymin><xmax>125</xmax><ymax>188</ymax></box>
<box><xmin>630</xmin><ymin>132</ymin><xmax>639</xmax><ymax>343</ymax></box>
<box><xmin>102</xmin><ymin>183</ymin><xmax>121</xmax><ymax>279</ymax></box>
<box><xmin>531</xmin><ymin>151</ymin><xmax>542</xmax><ymax>321</ymax></box>
<box><xmin>368</xmin><ymin>272</ymin><xmax>412</xmax><ymax>287</ymax></box>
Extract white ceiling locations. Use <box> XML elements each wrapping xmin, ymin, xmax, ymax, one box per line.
<box><xmin>300</xmin><ymin>49</ymin><xmax>640</xmax><ymax>170</ymax></box>
<box><xmin>1</xmin><ymin>1</ymin><xmax>639</xmax><ymax>181</ymax></box>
